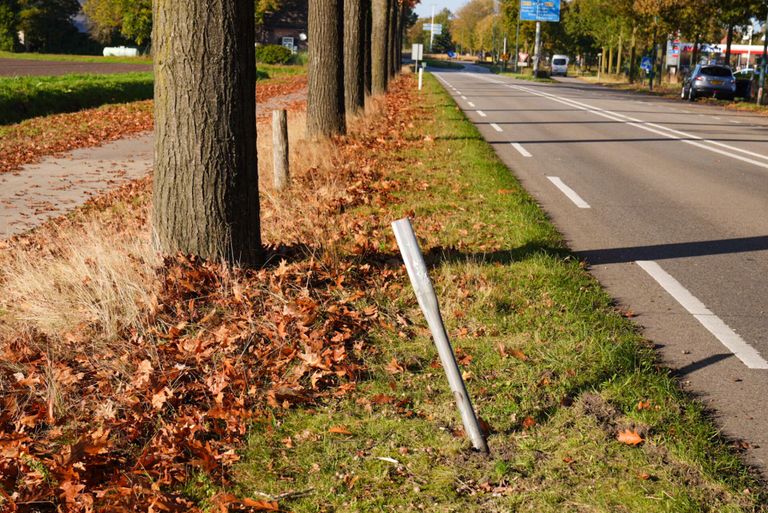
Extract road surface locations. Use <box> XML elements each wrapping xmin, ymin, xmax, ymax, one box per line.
<box><xmin>0</xmin><ymin>58</ymin><xmax>151</xmax><ymax>77</ymax></box>
<box><xmin>434</xmin><ymin>65</ymin><xmax>768</xmax><ymax>474</ymax></box>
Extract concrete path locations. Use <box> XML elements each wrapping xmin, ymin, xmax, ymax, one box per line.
<box><xmin>0</xmin><ymin>134</ymin><xmax>152</xmax><ymax>239</ymax></box>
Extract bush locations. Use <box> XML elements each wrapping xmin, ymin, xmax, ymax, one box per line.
<box><xmin>0</xmin><ymin>72</ymin><xmax>154</xmax><ymax>124</ymax></box>
<box><xmin>255</xmin><ymin>44</ymin><xmax>293</xmax><ymax>65</ymax></box>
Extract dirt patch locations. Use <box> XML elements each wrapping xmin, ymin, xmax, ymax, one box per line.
<box><xmin>0</xmin><ymin>58</ymin><xmax>151</xmax><ymax>77</ymax></box>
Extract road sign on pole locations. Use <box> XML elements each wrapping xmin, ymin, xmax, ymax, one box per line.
<box><xmin>520</xmin><ymin>0</ymin><xmax>561</xmax><ymax>23</ymax></box>
<box><xmin>640</xmin><ymin>56</ymin><xmax>653</xmax><ymax>72</ymax></box>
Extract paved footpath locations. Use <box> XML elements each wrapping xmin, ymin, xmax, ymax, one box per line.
<box><xmin>0</xmin><ymin>86</ymin><xmax>308</xmax><ymax>240</ymax></box>
<box><xmin>0</xmin><ymin>134</ymin><xmax>152</xmax><ymax>238</ymax></box>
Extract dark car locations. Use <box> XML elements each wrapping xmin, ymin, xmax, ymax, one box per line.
<box><xmin>733</xmin><ymin>69</ymin><xmax>756</xmax><ymax>99</ymax></box>
<box><xmin>681</xmin><ymin>64</ymin><xmax>736</xmax><ymax>101</ymax></box>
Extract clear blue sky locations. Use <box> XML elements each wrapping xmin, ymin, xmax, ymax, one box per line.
<box><xmin>413</xmin><ymin>1</ymin><xmax>466</xmax><ymax>18</ymax></box>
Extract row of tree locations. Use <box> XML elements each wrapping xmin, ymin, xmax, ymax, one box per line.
<box><xmin>410</xmin><ymin>0</ymin><xmax>767</xmax><ymax>79</ymax></box>
<box><xmin>0</xmin><ymin>0</ymin><xmax>94</xmax><ymax>53</ymax></box>
<box><xmin>153</xmin><ymin>0</ymin><xmax>416</xmax><ymax>268</ymax></box>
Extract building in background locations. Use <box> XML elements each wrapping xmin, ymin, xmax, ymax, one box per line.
<box><xmin>257</xmin><ymin>0</ymin><xmax>308</xmax><ymax>52</ymax></box>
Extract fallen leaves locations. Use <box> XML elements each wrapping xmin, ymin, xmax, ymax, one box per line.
<box><xmin>328</xmin><ymin>426</ymin><xmax>353</xmax><ymax>435</ymax></box>
<box><xmin>617</xmin><ymin>429</ymin><xmax>645</xmax><ymax>446</ymax></box>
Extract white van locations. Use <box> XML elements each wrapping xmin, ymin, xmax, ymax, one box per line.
<box><xmin>551</xmin><ymin>54</ymin><xmax>569</xmax><ymax>76</ymax></box>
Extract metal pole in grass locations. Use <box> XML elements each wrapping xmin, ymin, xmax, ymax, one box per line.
<box><xmin>391</xmin><ymin>218</ymin><xmax>489</xmax><ymax>454</ymax></box>
<box><xmin>418</xmin><ymin>66</ymin><xmax>423</xmax><ymax>90</ymax></box>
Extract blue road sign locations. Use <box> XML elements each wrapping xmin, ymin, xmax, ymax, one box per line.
<box><xmin>640</xmin><ymin>56</ymin><xmax>653</xmax><ymax>72</ymax></box>
<box><xmin>520</xmin><ymin>0</ymin><xmax>561</xmax><ymax>22</ymax></box>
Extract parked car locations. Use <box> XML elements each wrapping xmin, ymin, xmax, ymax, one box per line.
<box><xmin>551</xmin><ymin>54</ymin><xmax>569</xmax><ymax>76</ymax></box>
<box><xmin>733</xmin><ymin>69</ymin><xmax>755</xmax><ymax>100</ymax></box>
<box><xmin>681</xmin><ymin>64</ymin><xmax>736</xmax><ymax>101</ymax></box>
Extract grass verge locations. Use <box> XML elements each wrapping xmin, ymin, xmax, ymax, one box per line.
<box><xmin>257</xmin><ymin>63</ymin><xmax>308</xmax><ymax>81</ymax></box>
<box><xmin>424</xmin><ymin>59</ymin><xmax>465</xmax><ymax>70</ymax></box>
<box><xmin>232</xmin><ymin>73</ymin><xmax>766</xmax><ymax>512</ymax></box>
<box><xmin>0</xmin><ymin>72</ymin><xmax>154</xmax><ymax>124</ymax></box>
<box><xmin>0</xmin><ymin>50</ymin><xmax>152</xmax><ymax>65</ymax></box>
<box><xmin>498</xmin><ymin>70</ymin><xmax>556</xmax><ymax>83</ymax></box>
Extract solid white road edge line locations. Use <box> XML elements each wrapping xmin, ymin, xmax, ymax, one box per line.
<box><xmin>636</xmin><ymin>261</ymin><xmax>768</xmax><ymax>370</ymax></box>
<box><xmin>511</xmin><ymin>143</ymin><xmax>532</xmax><ymax>157</ymax></box>
<box><xmin>546</xmin><ymin>176</ymin><xmax>590</xmax><ymax>208</ymax></box>
<box><xmin>476</xmin><ymin>110</ymin><xmax>487</xmax><ymax>117</ymax></box>
<box><xmin>490</xmin><ymin>123</ymin><xmax>503</xmax><ymax>132</ymax></box>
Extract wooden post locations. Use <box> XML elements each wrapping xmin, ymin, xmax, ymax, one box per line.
<box><xmin>391</xmin><ymin>218</ymin><xmax>489</xmax><ymax>454</ymax></box>
<box><xmin>418</xmin><ymin>66</ymin><xmax>423</xmax><ymax>90</ymax></box>
<box><xmin>272</xmin><ymin>109</ymin><xmax>289</xmax><ymax>190</ymax></box>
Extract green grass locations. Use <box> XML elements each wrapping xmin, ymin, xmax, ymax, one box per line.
<box><xmin>0</xmin><ymin>72</ymin><xmax>154</xmax><ymax>125</ymax></box>
<box><xmin>256</xmin><ymin>63</ymin><xmax>307</xmax><ymax>82</ymax></box>
<box><xmin>498</xmin><ymin>71</ymin><xmax>556</xmax><ymax>83</ymax></box>
<box><xmin>230</xmin><ymin>74</ymin><xmax>766</xmax><ymax>512</ymax></box>
<box><xmin>424</xmin><ymin>59</ymin><xmax>465</xmax><ymax>70</ymax></box>
<box><xmin>0</xmin><ymin>50</ymin><xmax>152</xmax><ymax>65</ymax></box>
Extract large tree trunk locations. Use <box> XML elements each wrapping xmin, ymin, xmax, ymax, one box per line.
<box><xmin>364</xmin><ymin>0</ymin><xmax>372</xmax><ymax>95</ymax></box>
<box><xmin>387</xmin><ymin>0</ymin><xmax>397</xmax><ymax>79</ymax></box>
<box><xmin>371</xmin><ymin>0</ymin><xmax>388</xmax><ymax>94</ymax></box>
<box><xmin>307</xmin><ymin>0</ymin><xmax>346</xmax><ymax>137</ymax></box>
<box><xmin>152</xmin><ymin>0</ymin><xmax>260</xmax><ymax>266</ymax></box>
<box><xmin>725</xmin><ymin>23</ymin><xmax>734</xmax><ymax>67</ymax></box>
<box><xmin>344</xmin><ymin>0</ymin><xmax>365</xmax><ymax>115</ymax></box>
<box><xmin>628</xmin><ymin>26</ymin><xmax>637</xmax><ymax>82</ymax></box>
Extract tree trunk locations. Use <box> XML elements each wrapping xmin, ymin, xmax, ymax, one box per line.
<box><xmin>725</xmin><ymin>23</ymin><xmax>734</xmax><ymax>67</ymax></box>
<box><xmin>364</xmin><ymin>0</ymin><xmax>372</xmax><ymax>95</ymax></box>
<box><xmin>608</xmin><ymin>45</ymin><xmax>613</xmax><ymax>74</ymax></box>
<box><xmin>628</xmin><ymin>26</ymin><xmax>637</xmax><ymax>82</ymax></box>
<box><xmin>617</xmin><ymin>34</ymin><xmax>623</xmax><ymax>76</ymax></box>
<box><xmin>657</xmin><ymin>39</ymin><xmax>666</xmax><ymax>87</ymax></box>
<box><xmin>692</xmin><ymin>35</ymin><xmax>700</xmax><ymax>69</ymax></box>
<box><xmin>344</xmin><ymin>0</ymin><xmax>365</xmax><ymax>114</ymax></box>
<box><xmin>387</xmin><ymin>0</ymin><xmax>397</xmax><ymax>79</ymax></box>
<box><xmin>307</xmin><ymin>0</ymin><xmax>346</xmax><ymax>137</ymax></box>
<box><xmin>152</xmin><ymin>0</ymin><xmax>260</xmax><ymax>266</ymax></box>
<box><xmin>371</xmin><ymin>0</ymin><xmax>388</xmax><ymax>94</ymax></box>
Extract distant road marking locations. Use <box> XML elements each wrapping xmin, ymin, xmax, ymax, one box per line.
<box><xmin>712</xmin><ymin>116</ymin><xmax>722</xmax><ymax>120</ymax></box>
<box><xmin>729</xmin><ymin>119</ymin><xmax>741</xmax><ymax>124</ymax></box>
<box><xmin>511</xmin><ymin>143</ymin><xmax>532</xmax><ymax>157</ymax></box>
<box><xmin>468</xmin><ymin>101</ymin><xmax>476</xmax><ymax>107</ymax></box>
<box><xmin>546</xmin><ymin>176</ymin><xmax>590</xmax><ymax>208</ymax></box>
<box><xmin>636</xmin><ymin>261</ymin><xmax>768</xmax><ymax>370</ymax></box>
<box><xmin>461</xmin><ymin>95</ymin><xmax>468</xmax><ymax>100</ymax></box>
<box><xmin>476</xmin><ymin>110</ymin><xmax>487</xmax><ymax>117</ymax></box>
<box><xmin>455</xmin><ymin>90</ymin><xmax>462</xmax><ymax>94</ymax></box>
<box><xmin>490</xmin><ymin>123</ymin><xmax>503</xmax><ymax>132</ymax></box>
<box><xmin>498</xmin><ymin>80</ymin><xmax>768</xmax><ymax>169</ymax></box>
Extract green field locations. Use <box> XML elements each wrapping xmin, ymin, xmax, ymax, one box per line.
<box><xmin>0</xmin><ymin>73</ymin><xmax>154</xmax><ymax>124</ymax></box>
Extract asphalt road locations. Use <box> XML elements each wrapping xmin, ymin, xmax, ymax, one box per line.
<box><xmin>0</xmin><ymin>58</ymin><xmax>151</xmax><ymax>77</ymax></box>
<box><xmin>434</xmin><ymin>65</ymin><xmax>768</xmax><ymax>475</ymax></box>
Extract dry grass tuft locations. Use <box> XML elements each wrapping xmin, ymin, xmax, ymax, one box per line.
<box><xmin>0</xmin><ymin>219</ymin><xmax>160</xmax><ymax>341</ymax></box>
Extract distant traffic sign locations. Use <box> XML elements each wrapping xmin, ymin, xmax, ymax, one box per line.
<box><xmin>640</xmin><ymin>56</ymin><xmax>653</xmax><ymax>72</ymax></box>
<box><xmin>423</xmin><ymin>23</ymin><xmax>443</xmax><ymax>35</ymax></box>
<box><xmin>520</xmin><ymin>0</ymin><xmax>561</xmax><ymax>22</ymax></box>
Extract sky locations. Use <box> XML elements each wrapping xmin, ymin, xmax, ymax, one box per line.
<box><xmin>413</xmin><ymin>1</ymin><xmax>467</xmax><ymax>18</ymax></box>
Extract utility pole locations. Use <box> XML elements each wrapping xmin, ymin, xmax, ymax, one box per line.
<box><xmin>532</xmin><ymin>21</ymin><xmax>541</xmax><ymax>76</ymax></box>
<box><xmin>429</xmin><ymin>4</ymin><xmax>435</xmax><ymax>52</ymax></box>
<box><xmin>758</xmin><ymin>11</ymin><xmax>768</xmax><ymax>105</ymax></box>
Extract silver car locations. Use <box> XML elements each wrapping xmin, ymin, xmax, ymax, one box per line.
<box><xmin>681</xmin><ymin>64</ymin><xmax>736</xmax><ymax>101</ymax></box>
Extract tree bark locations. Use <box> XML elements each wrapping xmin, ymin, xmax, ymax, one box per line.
<box><xmin>617</xmin><ymin>34</ymin><xmax>623</xmax><ymax>76</ymax></box>
<box><xmin>387</xmin><ymin>0</ymin><xmax>397</xmax><ymax>79</ymax></box>
<box><xmin>152</xmin><ymin>0</ymin><xmax>260</xmax><ymax>266</ymax></box>
<box><xmin>307</xmin><ymin>0</ymin><xmax>346</xmax><ymax>137</ymax></box>
<box><xmin>364</xmin><ymin>0</ymin><xmax>372</xmax><ymax>95</ymax></box>
<box><xmin>344</xmin><ymin>0</ymin><xmax>365</xmax><ymax>115</ymax></box>
<box><xmin>628</xmin><ymin>26</ymin><xmax>637</xmax><ymax>82</ymax></box>
<box><xmin>371</xmin><ymin>0</ymin><xmax>388</xmax><ymax>94</ymax></box>
<box><xmin>725</xmin><ymin>23</ymin><xmax>734</xmax><ymax>67</ymax></box>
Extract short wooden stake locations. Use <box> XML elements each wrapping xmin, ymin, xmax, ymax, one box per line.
<box><xmin>272</xmin><ymin>109</ymin><xmax>289</xmax><ymax>190</ymax></box>
<box><xmin>418</xmin><ymin>67</ymin><xmax>423</xmax><ymax>90</ymax></box>
<box><xmin>391</xmin><ymin>218</ymin><xmax>489</xmax><ymax>454</ymax></box>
